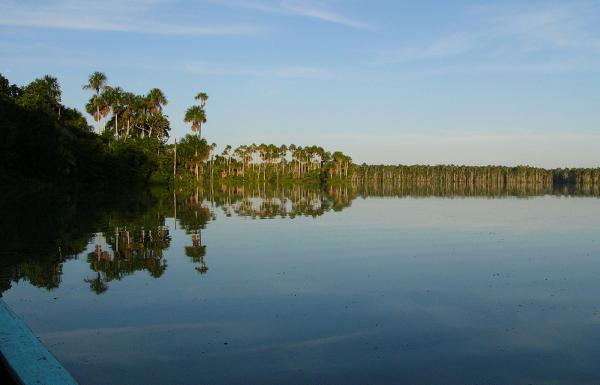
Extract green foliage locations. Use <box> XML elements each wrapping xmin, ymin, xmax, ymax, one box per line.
<box><xmin>0</xmin><ymin>73</ymin><xmax>156</xmax><ymax>186</ymax></box>
<box><xmin>82</xmin><ymin>71</ymin><xmax>107</xmax><ymax>94</ymax></box>
<box><xmin>17</xmin><ymin>75</ymin><xmax>62</xmax><ymax>116</ymax></box>
<box><xmin>183</xmin><ymin>105</ymin><xmax>206</xmax><ymax>136</ymax></box>
<box><xmin>0</xmin><ymin>73</ymin><xmax>21</xmax><ymax>97</ymax></box>
<box><xmin>177</xmin><ymin>135</ymin><xmax>210</xmax><ymax>162</ymax></box>
<box><xmin>352</xmin><ymin>164</ymin><xmax>600</xmax><ymax>188</ymax></box>
<box><xmin>108</xmin><ymin>139</ymin><xmax>159</xmax><ymax>182</ymax></box>
<box><xmin>83</xmin><ymin>72</ymin><xmax>171</xmax><ymax>140</ymax></box>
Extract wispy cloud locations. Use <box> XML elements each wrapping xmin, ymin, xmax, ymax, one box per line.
<box><xmin>0</xmin><ymin>0</ymin><xmax>260</xmax><ymax>35</ymax></box>
<box><xmin>374</xmin><ymin>1</ymin><xmax>600</xmax><ymax>72</ymax></box>
<box><xmin>185</xmin><ymin>61</ymin><xmax>331</xmax><ymax>79</ymax></box>
<box><xmin>471</xmin><ymin>1</ymin><xmax>600</xmax><ymax>51</ymax></box>
<box><xmin>374</xmin><ymin>33</ymin><xmax>475</xmax><ymax>65</ymax></box>
<box><xmin>282</xmin><ymin>1</ymin><xmax>374</xmax><ymax>30</ymax></box>
<box><xmin>214</xmin><ymin>0</ymin><xmax>375</xmax><ymax>30</ymax></box>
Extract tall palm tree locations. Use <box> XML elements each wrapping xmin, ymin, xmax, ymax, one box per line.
<box><xmin>222</xmin><ymin>145</ymin><xmax>232</xmax><ymax>175</ymax></box>
<box><xmin>235</xmin><ymin>145</ymin><xmax>247</xmax><ymax>175</ymax></box>
<box><xmin>209</xmin><ymin>142</ymin><xmax>217</xmax><ymax>179</ymax></box>
<box><xmin>195</xmin><ymin>92</ymin><xmax>208</xmax><ymax>108</ymax></box>
<box><xmin>133</xmin><ymin>94</ymin><xmax>149</xmax><ymax>138</ymax></box>
<box><xmin>105</xmin><ymin>86</ymin><xmax>123</xmax><ymax>138</ymax></box>
<box><xmin>82</xmin><ymin>71</ymin><xmax>107</xmax><ymax>133</ymax></box>
<box><xmin>98</xmin><ymin>88</ymin><xmax>112</xmax><ymax>133</ymax></box>
<box><xmin>121</xmin><ymin>92</ymin><xmax>136</xmax><ymax>139</ymax></box>
<box><xmin>147</xmin><ymin>88</ymin><xmax>168</xmax><ymax>113</ymax></box>
<box><xmin>279</xmin><ymin>144</ymin><xmax>288</xmax><ymax>173</ymax></box>
<box><xmin>184</xmin><ymin>105</ymin><xmax>206</xmax><ymax>137</ymax></box>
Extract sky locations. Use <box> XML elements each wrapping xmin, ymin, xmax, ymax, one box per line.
<box><xmin>1</xmin><ymin>0</ymin><xmax>599</xmax><ymax>167</ymax></box>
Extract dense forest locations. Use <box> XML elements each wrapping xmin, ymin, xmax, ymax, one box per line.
<box><xmin>1</xmin><ymin>72</ymin><xmax>598</xmax><ymax>190</ymax></box>
<box><xmin>0</xmin><ymin>73</ymin><xmax>158</xmax><ymax>186</ymax></box>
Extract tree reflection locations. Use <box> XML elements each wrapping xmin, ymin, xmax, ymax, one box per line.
<box><xmin>185</xmin><ymin>234</ymin><xmax>208</xmax><ymax>274</ymax></box>
<box><xmin>84</xmin><ymin>226</ymin><xmax>170</xmax><ymax>293</ymax></box>
<box><xmin>0</xmin><ymin>189</ymin><xmax>133</xmax><ymax>294</ymax></box>
<box><xmin>1</xmin><ymin>182</ymin><xmax>598</xmax><ymax>296</ymax></box>
<box><xmin>210</xmin><ymin>183</ymin><xmax>353</xmax><ymax>219</ymax></box>
<box><xmin>177</xmin><ymin>191</ymin><xmax>213</xmax><ymax>274</ymax></box>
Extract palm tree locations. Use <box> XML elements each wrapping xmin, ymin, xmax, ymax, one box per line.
<box><xmin>133</xmin><ymin>94</ymin><xmax>149</xmax><ymax>138</ymax></box>
<box><xmin>98</xmin><ymin>89</ymin><xmax>112</xmax><ymax>133</ymax></box>
<box><xmin>209</xmin><ymin>142</ymin><xmax>217</xmax><ymax>179</ymax></box>
<box><xmin>147</xmin><ymin>111</ymin><xmax>170</xmax><ymax>140</ymax></box>
<box><xmin>82</xmin><ymin>71</ymin><xmax>107</xmax><ymax>133</ymax></box>
<box><xmin>121</xmin><ymin>92</ymin><xmax>136</xmax><ymax>139</ymax></box>
<box><xmin>222</xmin><ymin>145</ymin><xmax>232</xmax><ymax>175</ymax></box>
<box><xmin>184</xmin><ymin>105</ymin><xmax>206</xmax><ymax>137</ymax></box>
<box><xmin>279</xmin><ymin>144</ymin><xmax>288</xmax><ymax>174</ymax></box>
<box><xmin>105</xmin><ymin>86</ymin><xmax>123</xmax><ymax>138</ymax></box>
<box><xmin>147</xmin><ymin>88</ymin><xmax>168</xmax><ymax>113</ymax></box>
<box><xmin>234</xmin><ymin>145</ymin><xmax>247</xmax><ymax>175</ymax></box>
<box><xmin>195</xmin><ymin>92</ymin><xmax>208</xmax><ymax>108</ymax></box>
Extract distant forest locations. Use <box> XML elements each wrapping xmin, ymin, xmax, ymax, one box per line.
<box><xmin>1</xmin><ymin>72</ymin><xmax>598</xmax><ymax>189</ymax></box>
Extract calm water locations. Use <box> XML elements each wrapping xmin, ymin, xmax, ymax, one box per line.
<box><xmin>1</xmin><ymin>187</ymin><xmax>600</xmax><ymax>385</ymax></box>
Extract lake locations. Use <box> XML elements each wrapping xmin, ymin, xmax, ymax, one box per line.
<box><xmin>1</xmin><ymin>186</ymin><xmax>599</xmax><ymax>385</ymax></box>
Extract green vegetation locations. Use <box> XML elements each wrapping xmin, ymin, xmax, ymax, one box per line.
<box><xmin>171</xmin><ymin>142</ymin><xmax>599</xmax><ymax>192</ymax></box>
<box><xmin>0</xmin><ymin>73</ymin><xmax>158</xmax><ymax>186</ymax></box>
<box><xmin>1</xmin><ymin>71</ymin><xmax>599</xmax><ymax>191</ymax></box>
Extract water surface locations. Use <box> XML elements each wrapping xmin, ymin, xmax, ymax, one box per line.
<box><xmin>1</xmin><ymin>187</ymin><xmax>599</xmax><ymax>385</ymax></box>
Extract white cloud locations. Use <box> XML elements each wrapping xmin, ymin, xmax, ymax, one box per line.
<box><xmin>213</xmin><ymin>0</ymin><xmax>374</xmax><ymax>30</ymax></box>
<box><xmin>0</xmin><ymin>0</ymin><xmax>260</xmax><ymax>35</ymax></box>
<box><xmin>281</xmin><ymin>1</ymin><xmax>374</xmax><ymax>30</ymax></box>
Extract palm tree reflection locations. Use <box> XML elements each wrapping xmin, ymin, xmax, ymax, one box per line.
<box><xmin>185</xmin><ymin>233</ymin><xmax>208</xmax><ymax>274</ymax></box>
<box><xmin>5</xmin><ymin>181</ymin><xmax>596</xmax><ymax>296</ymax></box>
<box><xmin>84</xmin><ymin>226</ymin><xmax>170</xmax><ymax>294</ymax></box>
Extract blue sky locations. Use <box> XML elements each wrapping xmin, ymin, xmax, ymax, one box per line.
<box><xmin>1</xmin><ymin>0</ymin><xmax>599</xmax><ymax>167</ymax></box>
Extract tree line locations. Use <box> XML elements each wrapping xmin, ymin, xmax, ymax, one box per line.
<box><xmin>350</xmin><ymin>164</ymin><xmax>600</xmax><ymax>188</ymax></box>
<box><xmin>2</xmin><ymin>71</ymin><xmax>598</xmax><ymax>190</ymax></box>
<box><xmin>171</xmin><ymin>142</ymin><xmax>599</xmax><ymax>189</ymax></box>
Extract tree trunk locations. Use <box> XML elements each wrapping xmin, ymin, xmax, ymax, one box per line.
<box><xmin>195</xmin><ymin>149</ymin><xmax>198</xmax><ymax>183</ymax></box>
<box><xmin>96</xmin><ymin>91</ymin><xmax>100</xmax><ymax>134</ymax></box>
<box><xmin>173</xmin><ymin>139</ymin><xmax>177</xmax><ymax>180</ymax></box>
<box><xmin>173</xmin><ymin>190</ymin><xmax>177</xmax><ymax>230</ymax></box>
